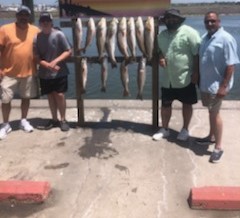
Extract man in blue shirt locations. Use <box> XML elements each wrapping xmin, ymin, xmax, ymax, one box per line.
<box><xmin>198</xmin><ymin>11</ymin><xmax>239</xmax><ymax>163</ymax></box>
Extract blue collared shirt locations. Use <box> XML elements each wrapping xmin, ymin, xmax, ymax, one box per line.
<box><xmin>199</xmin><ymin>27</ymin><xmax>239</xmax><ymax>94</ymax></box>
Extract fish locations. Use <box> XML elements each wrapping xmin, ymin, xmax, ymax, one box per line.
<box><xmin>120</xmin><ymin>60</ymin><xmax>130</xmax><ymax>97</ymax></box>
<box><xmin>96</xmin><ymin>17</ymin><xmax>107</xmax><ymax>62</ymax></box>
<box><xmin>144</xmin><ymin>16</ymin><xmax>155</xmax><ymax>62</ymax></box>
<box><xmin>136</xmin><ymin>57</ymin><xmax>147</xmax><ymax>100</ymax></box>
<box><xmin>117</xmin><ymin>17</ymin><xmax>129</xmax><ymax>60</ymax></box>
<box><xmin>75</xmin><ymin>17</ymin><xmax>83</xmax><ymax>53</ymax></box>
<box><xmin>135</xmin><ymin>16</ymin><xmax>146</xmax><ymax>57</ymax></box>
<box><xmin>106</xmin><ymin>17</ymin><xmax>118</xmax><ymax>68</ymax></box>
<box><xmin>80</xmin><ymin>57</ymin><xmax>88</xmax><ymax>93</ymax></box>
<box><xmin>83</xmin><ymin>17</ymin><xmax>96</xmax><ymax>53</ymax></box>
<box><xmin>100</xmin><ymin>57</ymin><xmax>108</xmax><ymax>92</ymax></box>
<box><xmin>127</xmin><ymin>17</ymin><xmax>137</xmax><ymax>61</ymax></box>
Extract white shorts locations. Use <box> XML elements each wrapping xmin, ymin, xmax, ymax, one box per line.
<box><xmin>0</xmin><ymin>76</ymin><xmax>39</xmax><ymax>103</ymax></box>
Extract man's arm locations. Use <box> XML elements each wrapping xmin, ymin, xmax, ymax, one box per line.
<box><xmin>217</xmin><ymin>65</ymin><xmax>234</xmax><ymax>98</ymax></box>
<box><xmin>191</xmin><ymin>54</ymin><xmax>199</xmax><ymax>85</ymax></box>
<box><xmin>0</xmin><ymin>45</ymin><xmax>4</xmax><ymax>82</ymax></box>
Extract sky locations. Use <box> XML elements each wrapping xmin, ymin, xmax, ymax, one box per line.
<box><xmin>0</xmin><ymin>0</ymin><xmax>239</xmax><ymax>6</ymax></box>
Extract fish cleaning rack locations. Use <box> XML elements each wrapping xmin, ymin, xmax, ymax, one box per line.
<box><xmin>60</xmin><ymin>16</ymin><xmax>160</xmax><ymax>128</ymax></box>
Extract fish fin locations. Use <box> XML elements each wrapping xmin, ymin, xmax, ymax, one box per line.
<box><xmin>101</xmin><ymin>87</ymin><xmax>106</xmax><ymax>92</ymax></box>
<box><xmin>123</xmin><ymin>90</ymin><xmax>130</xmax><ymax>97</ymax></box>
<box><xmin>111</xmin><ymin>61</ymin><xmax>117</xmax><ymax>68</ymax></box>
<box><xmin>136</xmin><ymin>93</ymin><xmax>143</xmax><ymax>100</ymax></box>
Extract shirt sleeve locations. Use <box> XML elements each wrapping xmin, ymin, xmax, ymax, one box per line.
<box><xmin>188</xmin><ymin>28</ymin><xmax>201</xmax><ymax>56</ymax></box>
<box><xmin>224</xmin><ymin>36</ymin><xmax>240</xmax><ymax>66</ymax></box>
<box><xmin>58</xmin><ymin>31</ymin><xmax>72</xmax><ymax>52</ymax></box>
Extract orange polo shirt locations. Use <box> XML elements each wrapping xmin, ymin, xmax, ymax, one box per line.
<box><xmin>0</xmin><ymin>22</ymin><xmax>39</xmax><ymax>78</ymax></box>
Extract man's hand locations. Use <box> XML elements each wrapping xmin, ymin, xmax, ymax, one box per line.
<box><xmin>0</xmin><ymin>69</ymin><xmax>4</xmax><ymax>83</ymax></box>
<box><xmin>217</xmin><ymin>85</ymin><xmax>228</xmax><ymax>98</ymax></box>
<box><xmin>159</xmin><ymin>58</ymin><xmax>167</xmax><ymax>68</ymax></box>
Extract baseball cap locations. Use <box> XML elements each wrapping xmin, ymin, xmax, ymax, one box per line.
<box><xmin>39</xmin><ymin>12</ymin><xmax>53</xmax><ymax>22</ymax></box>
<box><xmin>16</xmin><ymin>5</ymin><xmax>31</xmax><ymax>15</ymax></box>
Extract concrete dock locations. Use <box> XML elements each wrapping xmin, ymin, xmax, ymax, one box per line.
<box><xmin>0</xmin><ymin>99</ymin><xmax>240</xmax><ymax>218</ymax></box>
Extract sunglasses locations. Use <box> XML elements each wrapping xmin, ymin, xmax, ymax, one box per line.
<box><xmin>18</xmin><ymin>13</ymin><xmax>30</xmax><ymax>16</ymax></box>
<box><xmin>204</xmin><ymin>19</ymin><xmax>217</xmax><ymax>24</ymax></box>
<box><xmin>40</xmin><ymin>19</ymin><xmax>52</xmax><ymax>23</ymax></box>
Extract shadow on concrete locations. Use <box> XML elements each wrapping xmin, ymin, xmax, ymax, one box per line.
<box><xmin>82</xmin><ymin>120</ymin><xmax>154</xmax><ymax>136</ymax></box>
<box><xmin>78</xmin><ymin>119</ymin><xmax>154</xmax><ymax>160</ymax></box>
<box><xmin>166</xmin><ymin>129</ymin><xmax>212</xmax><ymax>157</ymax></box>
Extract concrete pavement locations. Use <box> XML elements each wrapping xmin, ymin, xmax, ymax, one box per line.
<box><xmin>0</xmin><ymin>99</ymin><xmax>240</xmax><ymax>218</ymax></box>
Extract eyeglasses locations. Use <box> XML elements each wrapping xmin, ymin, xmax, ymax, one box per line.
<box><xmin>204</xmin><ymin>19</ymin><xmax>217</xmax><ymax>24</ymax></box>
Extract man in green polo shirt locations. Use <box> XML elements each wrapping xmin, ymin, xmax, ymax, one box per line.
<box><xmin>152</xmin><ymin>9</ymin><xmax>201</xmax><ymax>141</ymax></box>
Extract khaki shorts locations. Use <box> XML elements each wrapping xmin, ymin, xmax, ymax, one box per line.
<box><xmin>201</xmin><ymin>92</ymin><xmax>222</xmax><ymax>113</ymax></box>
<box><xmin>0</xmin><ymin>76</ymin><xmax>39</xmax><ymax>103</ymax></box>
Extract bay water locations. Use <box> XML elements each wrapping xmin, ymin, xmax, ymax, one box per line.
<box><xmin>1</xmin><ymin>15</ymin><xmax>240</xmax><ymax>100</ymax></box>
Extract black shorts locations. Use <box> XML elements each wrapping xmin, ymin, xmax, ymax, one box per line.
<box><xmin>161</xmin><ymin>83</ymin><xmax>197</xmax><ymax>106</ymax></box>
<box><xmin>40</xmin><ymin>76</ymin><xmax>68</xmax><ymax>95</ymax></box>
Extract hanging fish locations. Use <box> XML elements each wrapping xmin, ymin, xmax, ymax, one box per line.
<box><xmin>83</xmin><ymin>17</ymin><xmax>96</xmax><ymax>53</ymax></box>
<box><xmin>135</xmin><ymin>16</ymin><xmax>146</xmax><ymax>57</ymax></box>
<box><xmin>120</xmin><ymin>60</ymin><xmax>130</xmax><ymax>97</ymax></box>
<box><xmin>136</xmin><ymin>57</ymin><xmax>147</xmax><ymax>100</ymax></box>
<box><xmin>80</xmin><ymin>57</ymin><xmax>88</xmax><ymax>94</ymax></box>
<box><xmin>144</xmin><ymin>16</ymin><xmax>155</xmax><ymax>62</ymax></box>
<box><xmin>117</xmin><ymin>17</ymin><xmax>129</xmax><ymax>60</ymax></box>
<box><xmin>96</xmin><ymin>17</ymin><xmax>107</xmax><ymax>62</ymax></box>
<box><xmin>75</xmin><ymin>17</ymin><xmax>83</xmax><ymax>53</ymax></box>
<box><xmin>106</xmin><ymin>17</ymin><xmax>118</xmax><ymax>68</ymax></box>
<box><xmin>100</xmin><ymin>57</ymin><xmax>108</xmax><ymax>92</ymax></box>
<box><xmin>127</xmin><ymin>17</ymin><xmax>137</xmax><ymax>61</ymax></box>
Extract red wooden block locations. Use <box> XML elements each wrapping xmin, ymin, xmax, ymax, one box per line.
<box><xmin>0</xmin><ymin>180</ymin><xmax>51</xmax><ymax>203</ymax></box>
<box><xmin>189</xmin><ymin>186</ymin><xmax>240</xmax><ymax>210</ymax></box>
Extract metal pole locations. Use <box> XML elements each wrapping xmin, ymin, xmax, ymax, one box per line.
<box><xmin>22</xmin><ymin>0</ymin><xmax>35</xmax><ymax>23</ymax></box>
<box><xmin>152</xmin><ymin>17</ymin><xmax>160</xmax><ymax>129</ymax></box>
<box><xmin>72</xmin><ymin>19</ymin><xmax>85</xmax><ymax>126</ymax></box>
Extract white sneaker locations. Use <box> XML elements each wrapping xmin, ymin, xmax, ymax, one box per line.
<box><xmin>177</xmin><ymin>128</ymin><xmax>189</xmax><ymax>141</ymax></box>
<box><xmin>0</xmin><ymin>123</ymin><xmax>12</xmax><ymax>140</ymax></box>
<box><xmin>152</xmin><ymin>128</ymin><xmax>170</xmax><ymax>141</ymax></box>
<box><xmin>19</xmin><ymin>119</ymin><xmax>34</xmax><ymax>132</ymax></box>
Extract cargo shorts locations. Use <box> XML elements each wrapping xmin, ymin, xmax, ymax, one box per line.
<box><xmin>0</xmin><ymin>76</ymin><xmax>39</xmax><ymax>103</ymax></box>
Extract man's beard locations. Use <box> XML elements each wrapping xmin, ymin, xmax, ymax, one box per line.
<box><xmin>166</xmin><ymin>22</ymin><xmax>181</xmax><ymax>31</ymax></box>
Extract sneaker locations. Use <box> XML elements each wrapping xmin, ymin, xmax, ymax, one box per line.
<box><xmin>0</xmin><ymin>123</ymin><xmax>12</xmax><ymax>140</ymax></box>
<box><xmin>177</xmin><ymin>128</ymin><xmax>189</xmax><ymax>141</ymax></box>
<box><xmin>152</xmin><ymin>128</ymin><xmax>170</xmax><ymax>141</ymax></box>
<box><xmin>19</xmin><ymin>119</ymin><xmax>33</xmax><ymax>132</ymax></box>
<box><xmin>60</xmin><ymin>120</ymin><xmax>70</xmax><ymax>132</ymax></box>
<box><xmin>196</xmin><ymin>136</ymin><xmax>215</xmax><ymax>145</ymax></box>
<box><xmin>45</xmin><ymin>119</ymin><xmax>59</xmax><ymax>130</ymax></box>
<box><xmin>209</xmin><ymin>149</ymin><xmax>224</xmax><ymax>163</ymax></box>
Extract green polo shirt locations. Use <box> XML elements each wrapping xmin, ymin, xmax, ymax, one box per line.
<box><xmin>157</xmin><ymin>24</ymin><xmax>201</xmax><ymax>88</ymax></box>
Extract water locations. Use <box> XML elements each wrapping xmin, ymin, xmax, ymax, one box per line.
<box><xmin>1</xmin><ymin>15</ymin><xmax>240</xmax><ymax>100</ymax></box>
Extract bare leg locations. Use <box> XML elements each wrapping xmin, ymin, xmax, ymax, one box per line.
<box><xmin>47</xmin><ymin>93</ymin><xmax>58</xmax><ymax>121</ymax></box>
<box><xmin>21</xmin><ymin>98</ymin><xmax>30</xmax><ymax>119</ymax></box>
<box><xmin>54</xmin><ymin>92</ymin><xmax>66</xmax><ymax>121</ymax></box>
<box><xmin>182</xmin><ymin>103</ymin><xmax>193</xmax><ymax>130</ymax></box>
<box><xmin>161</xmin><ymin>106</ymin><xmax>172</xmax><ymax>129</ymax></box>
<box><xmin>209</xmin><ymin>110</ymin><xmax>222</xmax><ymax>150</ymax></box>
<box><xmin>1</xmin><ymin>102</ymin><xmax>11</xmax><ymax>123</ymax></box>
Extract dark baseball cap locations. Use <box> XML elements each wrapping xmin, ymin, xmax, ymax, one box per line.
<box><xmin>16</xmin><ymin>5</ymin><xmax>31</xmax><ymax>15</ymax></box>
<box><xmin>39</xmin><ymin>12</ymin><xmax>53</xmax><ymax>22</ymax></box>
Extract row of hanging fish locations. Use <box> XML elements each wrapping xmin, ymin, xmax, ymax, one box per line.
<box><xmin>75</xmin><ymin>16</ymin><xmax>155</xmax><ymax>66</ymax></box>
<box><xmin>79</xmin><ymin>56</ymin><xmax>147</xmax><ymax>100</ymax></box>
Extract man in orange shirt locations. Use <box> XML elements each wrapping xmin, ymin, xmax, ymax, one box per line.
<box><xmin>0</xmin><ymin>5</ymin><xmax>40</xmax><ymax>139</ymax></box>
